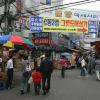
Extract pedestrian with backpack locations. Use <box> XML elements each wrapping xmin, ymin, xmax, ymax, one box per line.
<box><xmin>20</xmin><ymin>55</ymin><xmax>32</xmax><ymax>94</ymax></box>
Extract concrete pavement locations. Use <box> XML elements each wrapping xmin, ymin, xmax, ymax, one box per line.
<box><xmin>0</xmin><ymin>69</ymin><xmax>100</xmax><ymax>100</ymax></box>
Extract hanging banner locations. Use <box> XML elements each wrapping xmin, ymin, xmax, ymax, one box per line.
<box><xmin>30</xmin><ymin>16</ymin><xmax>88</xmax><ymax>33</ymax></box>
<box><xmin>43</xmin><ymin>17</ymin><xmax>88</xmax><ymax>33</ymax></box>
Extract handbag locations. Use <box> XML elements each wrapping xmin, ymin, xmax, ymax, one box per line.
<box><xmin>28</xmin><ymin>76</ymin><xmax>33</xmax><ymax>84</ymax></box>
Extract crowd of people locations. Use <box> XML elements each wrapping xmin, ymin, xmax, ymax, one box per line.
<box><xmin>0</xmin><ymin>51</ymin><xmax>100</xmax><ymax>95</ymax></box>
<box><xmin>59</xmin><ymin>52</ymin><xmax>100</xmax><ymax>81</ymax></box>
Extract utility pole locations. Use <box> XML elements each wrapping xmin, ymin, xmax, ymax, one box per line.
<box><xmin>4</xmin><ymin>0</ymin><xmax>10</xmax><ymax>34</ymax></box>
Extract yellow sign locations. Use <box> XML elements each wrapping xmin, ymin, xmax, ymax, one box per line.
<box><xmin>43</xmin><ymin>17</ymin><xmax>88</xmax><ymax>33</ymax></box>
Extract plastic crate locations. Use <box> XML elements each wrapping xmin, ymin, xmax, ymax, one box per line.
<box><xmin>0</xmin><ymin>80</ymin><xmax>5</xmax><ymax>90</ymax></box>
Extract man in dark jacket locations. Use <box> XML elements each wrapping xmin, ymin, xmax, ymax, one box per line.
<box><xmin>40</xmin><ymin>54</ymin><xmax>53</xmax><ymax>95</ymax></box>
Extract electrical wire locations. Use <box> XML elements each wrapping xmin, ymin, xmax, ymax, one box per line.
<box><xmin>22</xmin><ymin>0</ymin><xmax>99</xmax><ymax>16</ymax></box>
<box><xmin>39</xmin><ymin>0</ymin><xmax>99</xmax><ymax>14</ymax></box>
<box><xmin>22</xmin><ymin>0</ymin><xmax>63</xmax><ymax>10</ymax></box>
<box><xmin>23</xmin><ymin>0</ymin><xmax>91</xmax><ymax>12</ymax></box>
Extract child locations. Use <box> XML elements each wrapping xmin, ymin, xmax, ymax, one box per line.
<box><xmin>32</xmin><ymin>68</ymin><xmax>42</xmax><ymax>94</ymax></box>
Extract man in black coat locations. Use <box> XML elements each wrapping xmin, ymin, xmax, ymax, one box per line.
<box><xmin>40</xmin><ymin>54</ymin><xmax>53</xmax><ymax>95</ymax></box>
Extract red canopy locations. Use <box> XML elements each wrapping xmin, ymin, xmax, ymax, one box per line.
<box><xmin>10</xmin><ymin>35</ymin><xmax>25</xmax><ymax>45</ymax></box>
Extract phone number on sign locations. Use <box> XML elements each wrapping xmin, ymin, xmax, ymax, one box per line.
<box><xmin>43</xmin><ymin>19</ymin><xmax>59</xmax><ymax>26</ymax></box>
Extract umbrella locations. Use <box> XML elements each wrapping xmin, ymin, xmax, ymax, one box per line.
<box><xmin>0</xmin><ymin>35</ymin><xmax>10</xmax><ymax>44</ymax></box>
<box><xmin>22</xmin><ymin>37</ymin><xmax>34</xmax><ymax>48</ymax></box>
<box><xmin>2</xmin><ymin>35</ymin><xmax>35</xmax><ymax>50</ymax></box>
<box><xmin>3</xmin><ymin>41</ymin><xmax>14</xmax><ymax>48</ymax></box>
<box><xmin>10</xmin><ymin>35</ymin><xmax>25</xmax><ymax>45</ymax></box>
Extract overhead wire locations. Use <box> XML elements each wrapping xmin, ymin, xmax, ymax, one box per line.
<box><xmin>23</xmin><ymin>0</ymin><xmax>63</xmax><ymax>10</ymax></box>
<box><xmin>39</xmin><ymin>0</ymin><xmax>99</xmax><ymax>14</ymax></box>
<box><xmin>21</xmin><ymin>0</ymin><xmax>99</xmax><ymax>16</ymax></box>
<box><xmin>22</xmin><ymin>0</ymin><xmax>96</xmax><ymax>11</ymax></box>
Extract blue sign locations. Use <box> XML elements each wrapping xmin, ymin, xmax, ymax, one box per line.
<box><xmin>88</xmin><ymin>21</ymin><xmax>98</xmax><ymax>34</ymax></box>
<box><xmin>46</xmin><ymin>0</ymin><xmax>51</xmax><ymax>5</ymax></box>
<box><xmin>30</xmin><ymin>16</ymin><xmax>43</xmax><ymax>33</ymax></box>
<box><xmin>74</xmin><ymin>13</ymin><xmax>99</xmax><ymax>19</ymax></box>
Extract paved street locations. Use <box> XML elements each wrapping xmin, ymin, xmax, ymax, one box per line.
<box><xmin>0</xmin><ymin>69</ymin><xmax>100</xmax><ymax>100</ymax></box>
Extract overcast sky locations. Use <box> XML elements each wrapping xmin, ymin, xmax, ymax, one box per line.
<box><xmin>63</xmin><ymin>0</ymin><xmax>100</xmax><ymax>11</ymax></box>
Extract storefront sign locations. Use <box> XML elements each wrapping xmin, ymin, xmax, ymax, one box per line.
<box><xmin>34</xmin><ymin>38</ymin><xmax>51</xmax><ymax>44</ymax></box>
<box><xmin>15</xmin><ymin>16</ymin><xmax>29</xmax><ymax>31</ymax></box>
<box><xmin>88</xmin><ymin>21</ymin><xmax>98</xmax><ymax>34</ymax></box>
<box><xmin>40</xmin><ymin>8</ymin><xmax>100</xmax><ymax>20</ymax></box>
<box><xmin>32</xmin><ymin>32</ymin><xmax>51</xmax><ymax>45</ymax></box>
<box><xmin>30</xmin><ymin>16</ymin><xmax>42</xmax><ymax>32</ymax></box>
<box><xmin>43</xmin><ymin>17</ymin><xmax>88</xmax><ymax>33</ymax></box>
<box><xmin>33</xmin><ymin>32</ymin><xmax>49</xmax><ymax>38</ymax></box>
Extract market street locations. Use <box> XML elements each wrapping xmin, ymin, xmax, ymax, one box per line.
<box><xmin>0</xmin><ymin>69</ymin><xmax>100</xmax><ymax>100</ymax></box>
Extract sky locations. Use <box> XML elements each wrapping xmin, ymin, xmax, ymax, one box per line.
<box><xmin>63</xmin><ymin>0</ymin><xmax>100</xmax><ymax>11</ymax></box>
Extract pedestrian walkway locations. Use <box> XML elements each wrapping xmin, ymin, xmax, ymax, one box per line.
<box><xmin>0</xmin><ymin>69</ymin><xmax>100</xmax><ymax>100</ymax></box>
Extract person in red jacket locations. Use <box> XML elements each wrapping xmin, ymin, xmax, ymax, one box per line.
<box><xmin>32</xmin><ymin>68</ymin><xmax>42</xmax><ymax>94</ymax></box>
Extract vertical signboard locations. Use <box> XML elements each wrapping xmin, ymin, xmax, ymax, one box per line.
<box><xmin>46</xmin><ymin>0</ymin><xmax>51</xmax><ymax>5</ymax></box>
<box><xmin>30</xmin><ymin>16</ymin><xmax>43</xmax><ymax>33</ymax></box>
<box><xmin>88</xmin><ymin>21</ymin><xmax>98</xmax><ymax>34</ymax></box>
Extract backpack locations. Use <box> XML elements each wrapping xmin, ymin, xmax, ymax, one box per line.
<box><xmin>25</xmin><ymin>64</ymin><xmax>32</xmax><ymax>72</ymax></box>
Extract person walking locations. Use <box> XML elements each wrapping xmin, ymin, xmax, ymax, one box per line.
<box><xmin>80</xmin><ymin>56</ymin><xmax>86</xmax><ymax>76</ymax></box>
<box><xmin>60</xmin><ymin>55</ymin><xmax>67</xmax><ymax>78</ymax></box>
<box><xmin>40</xmin><ymin>54</ymin><xmax>53</xmax><ymax>95</ymax></box>
<box><xmin>20</xmin><ymin>55</ymin><xmax>32</xmax><ymax>94</ymax></box>
<box><xmin>32</xmin><ymin>68</ymin><xmax>42</xmax><ymax>95</ymax></box>
<box><xmin>6</xmin><ymin>55</ymin><xmax>14</xmax><ymax>89</ymax></box>
<box><xmin>95</xmin><ymin>55</ymin><xmax>100</xmax><ymax>81</ymax></box>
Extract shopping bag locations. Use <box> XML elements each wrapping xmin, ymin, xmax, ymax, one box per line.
<box><xmin>28</xmin><ymin>76</ymin><xmax>33</xmax><ymax>84</ymax></box>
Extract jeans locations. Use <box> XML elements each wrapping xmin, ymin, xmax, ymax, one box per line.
<box><xmin>81</xmin><ymin>67</ymin><xmax>86</xmax><ymax>76</ymax></box>
<box><xmin>21</xmin><ymin>72</ymin><xmax>31</xmax><ymax>92</ymax></box>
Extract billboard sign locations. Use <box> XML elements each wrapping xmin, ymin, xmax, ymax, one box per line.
<box><xmin>43</xmin><ymin>17</ymin><xmax>88</xmax><ymax>33</ymax></box>
<box><xmin>30</xmin><ymin>16</ymin><xmax>88</xmax><ymax>33</ymax></box>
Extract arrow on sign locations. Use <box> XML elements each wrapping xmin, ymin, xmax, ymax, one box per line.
<box><xmin>77</xmin><ymin>28</ymin><xmax>87</xmax><ymax>33</ymax></box>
